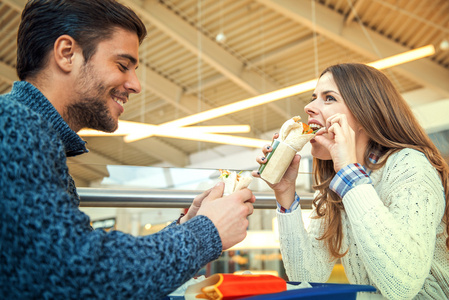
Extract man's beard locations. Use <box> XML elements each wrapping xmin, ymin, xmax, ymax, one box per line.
<box><xmin>66</xmin><ymin>96</ymin><xmax>117</xmax><ymax>133</ymax></box>
<box><xmin>66</xmin><ymin>63</ymin><xmax>118</xmax><ymax>133</ymax></box>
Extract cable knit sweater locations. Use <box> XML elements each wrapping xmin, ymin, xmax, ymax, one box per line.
<box><xmin>278</xmin><ymin>149</ymin><xmax>449</xmax><ymax>300</ymax></box>
<box><xmin>0</xmin><ymin>81</ymin><xmax>222</xmax><ymax>299</ymax></box>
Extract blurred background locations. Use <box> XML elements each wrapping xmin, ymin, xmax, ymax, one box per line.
<box><xmin>1</xmin><ymin>0</ymin><xmax>448</xmax><ymax>282</ymax></box>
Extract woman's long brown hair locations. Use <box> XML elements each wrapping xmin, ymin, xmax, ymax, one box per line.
<box><xmin>312</xmin><ymin>63</ymin><xmax>449</xmax><ymax>258</ymax></box>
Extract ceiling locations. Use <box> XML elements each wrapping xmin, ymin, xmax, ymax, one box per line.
<box><xmin>1</xmin><ymin>0</ymin><xmax>449</xmax><ymax>186</ymax></box>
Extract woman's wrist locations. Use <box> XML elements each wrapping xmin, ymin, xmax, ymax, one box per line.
<box><xmin>274</xmin><ymin>186</ymin><xmax>296</xmax><ymax>209</ymax></box>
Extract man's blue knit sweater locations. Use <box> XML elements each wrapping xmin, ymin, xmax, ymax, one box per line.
<box><xmin>0</xmin><ymin>81</ymin><xmax>222</xmax><ymax>299</ymax></box>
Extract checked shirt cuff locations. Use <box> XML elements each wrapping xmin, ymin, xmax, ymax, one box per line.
<box><xmin>330</xmin><ymin>163</ymin><xmax>372</xmax><ymax>198</ymax></box>
<box><xmin>277</xmin><ymin>192</ymin><xmax>300</xmax><ymax>213</ymax></box>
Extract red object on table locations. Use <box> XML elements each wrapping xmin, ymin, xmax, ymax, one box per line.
<box><xmin>196</xmin><ymin>274</ymin><xmax>287</xmax><ymax>299</ymax></box>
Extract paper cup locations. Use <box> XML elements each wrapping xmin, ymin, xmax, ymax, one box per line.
<box><xmin>259</xmin><ymin>139</ymin><xmax>297</xmax><ymax>185</ymax></box>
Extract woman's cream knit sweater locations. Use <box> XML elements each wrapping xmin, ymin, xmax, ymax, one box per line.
<box><xmin>278</xmin><ymin>148</ymin><xmax>448</xmax><ymax>299</ymax></box>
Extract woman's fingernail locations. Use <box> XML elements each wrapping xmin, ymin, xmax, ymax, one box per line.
<box><xmin>257</xmin><ymin>171</ymin><xmax>260</xmax><ymax>175</ymax></box>
<box><xmin>261</xmin><ymin>157</ymin><xmax>266</xmax><ymax>161</ymax></box>
<box><xmin>266</xmin><ymin>146</ymin><xmax>271</xmax><ymax>150</ymax></box>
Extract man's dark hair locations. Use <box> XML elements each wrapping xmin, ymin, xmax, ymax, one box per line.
<box><xmin>16</xmin><ymin>0</ymin><xmax>147</xmax><ymax>80</ymax></box>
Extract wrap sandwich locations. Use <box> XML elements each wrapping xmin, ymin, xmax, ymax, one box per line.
<box><xmin>259</xmin><ymin>116</ymin><xmax>319</xmax><ymax>184</ymax></box>
<box><xmin>219</xmin><ymin>169</ymin><xmax>252</xmax><ymax>195</ymax></box>
<box><xmin>278</xmin><ymin>116</ymin><xmax>318</xmax><ymax>151</ymax></box>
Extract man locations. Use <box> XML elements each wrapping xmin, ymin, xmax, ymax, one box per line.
<box><xmin>0</xmin><ymin>0</ymin><xmax>255</xmax><ymax>299</ymax></box>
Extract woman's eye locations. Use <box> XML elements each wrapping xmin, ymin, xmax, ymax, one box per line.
<box><xmin>325</xmin><ymin>95</ymin><xmax>336</xmax><ymax>102</ymax></box>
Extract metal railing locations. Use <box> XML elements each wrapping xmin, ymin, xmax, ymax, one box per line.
<box><xmin>78</xmin><ymin>187</ymin><xmax>314</xmax><ymax>209</ymax></box>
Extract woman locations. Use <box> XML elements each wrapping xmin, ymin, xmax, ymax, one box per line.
<box><xmin>253</xmin><ymin>63</ymin><xmax>449</xmax><ymax>299</ymax></box>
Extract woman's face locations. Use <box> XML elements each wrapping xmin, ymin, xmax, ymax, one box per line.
<box><xmin>304</xmin><ymin>72</ymin><xmax>363</xmax><ymax>160</ymax></box>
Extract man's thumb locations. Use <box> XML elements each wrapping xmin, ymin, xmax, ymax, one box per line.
<box><xmin>204</xmin><ymin>181</ymin><xmax>225</xmax><ymax>202</ymax></box>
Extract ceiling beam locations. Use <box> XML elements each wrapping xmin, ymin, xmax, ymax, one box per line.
<box><xmin>344</xmin><ymin>0</ymin><xmax>366</xmax><ymax>26</ymax></box>
<box><xmin>248</xmin><ymin>35</ymin><xmax>315</xmax><ymax>69</ymax></box>
<box><xmin>256</xmin><ymin>0</ymin><xmax>449</xmax><ymax>97</ymax></box>
<box><xmin>184</xmin><ymin>74</ymin><xmax>228</xmax><ymax>95</ymax></box>
<box><xmin>135</xmin><ymin>66</ymin><xmax>191</xmax><ymax>115</ymax></box>
<box><xmin>123</xmin><ymin>0</ymin><xmax>291</xmax><ymax>119</ymax></box>
<box><xmin>184</xmin><ymin>35</ymin><xmax>315</xmax><ymax>94</ymax></box>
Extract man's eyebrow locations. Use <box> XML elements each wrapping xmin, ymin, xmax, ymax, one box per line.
<box><xmin>117</xmin><ymin>54</ymin><xmax>138</xmax><ymax>66</ymax></box>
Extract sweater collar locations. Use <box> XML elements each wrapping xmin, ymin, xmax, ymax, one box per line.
<box><xmin>11</xmin><ymin>81</ymin><xmax>88</xmax><ymax>157</ymax></box>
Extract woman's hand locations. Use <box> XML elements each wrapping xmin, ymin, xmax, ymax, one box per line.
<box><xmin>252</xmin><ymin>133</ymin><xmax>299</xmax><ymax>208</ymax></box>
<box><xmin>314</xmin><ymin>113</ymin><xmax>358</xmax><ymax>172</ymax></box>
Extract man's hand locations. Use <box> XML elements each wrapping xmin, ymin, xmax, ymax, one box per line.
<box><xmin>179</xmin><ymin>185</ymin><xmax>219</xmax><ymax>225</ymax></box>
<box><xmin>196</xmin><ymin>182</ymin><xmax>255</xmax><ymax>250</ymax></box>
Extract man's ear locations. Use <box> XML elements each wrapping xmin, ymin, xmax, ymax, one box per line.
<box><xmin>53</xmin><ymin>35</ymin><xmax>78</xmax><ymax>73</ymax></box>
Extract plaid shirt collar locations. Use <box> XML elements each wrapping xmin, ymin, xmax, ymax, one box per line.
<box><xmin>365</xmin><ymin>152</ymin><xmax>380</xmax><ymax>175</ymax></box>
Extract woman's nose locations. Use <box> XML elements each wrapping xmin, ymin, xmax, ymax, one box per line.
<box><xmin>304</xmin><ymin>102</ymin><xmax>317</xmax><ymax>116</ymax></box>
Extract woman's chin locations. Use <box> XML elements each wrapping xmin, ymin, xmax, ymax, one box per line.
<box><xmin>311</xmin><ymin>147</ymin><xmax>332</xmax><ymax>161</ymax></box>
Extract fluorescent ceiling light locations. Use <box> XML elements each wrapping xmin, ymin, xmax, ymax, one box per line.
<box><xmin>79</xmin><ymin>121</ymin><xmax>265</xmax><ymax>147</ymax></box>
<box><xmin>131</xmin><ymin>132</ymin><xmax>270</xmax><ymax>148</ymax></box>
<box><xmin>79</xmin><ymin>120</ymin><xmax>251</xmax><ymax>137</ymax></box>
<box><xmin>367</xmin><ymin>45</ymin><xmax>435</xmax><ymax>70</ymax></box>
